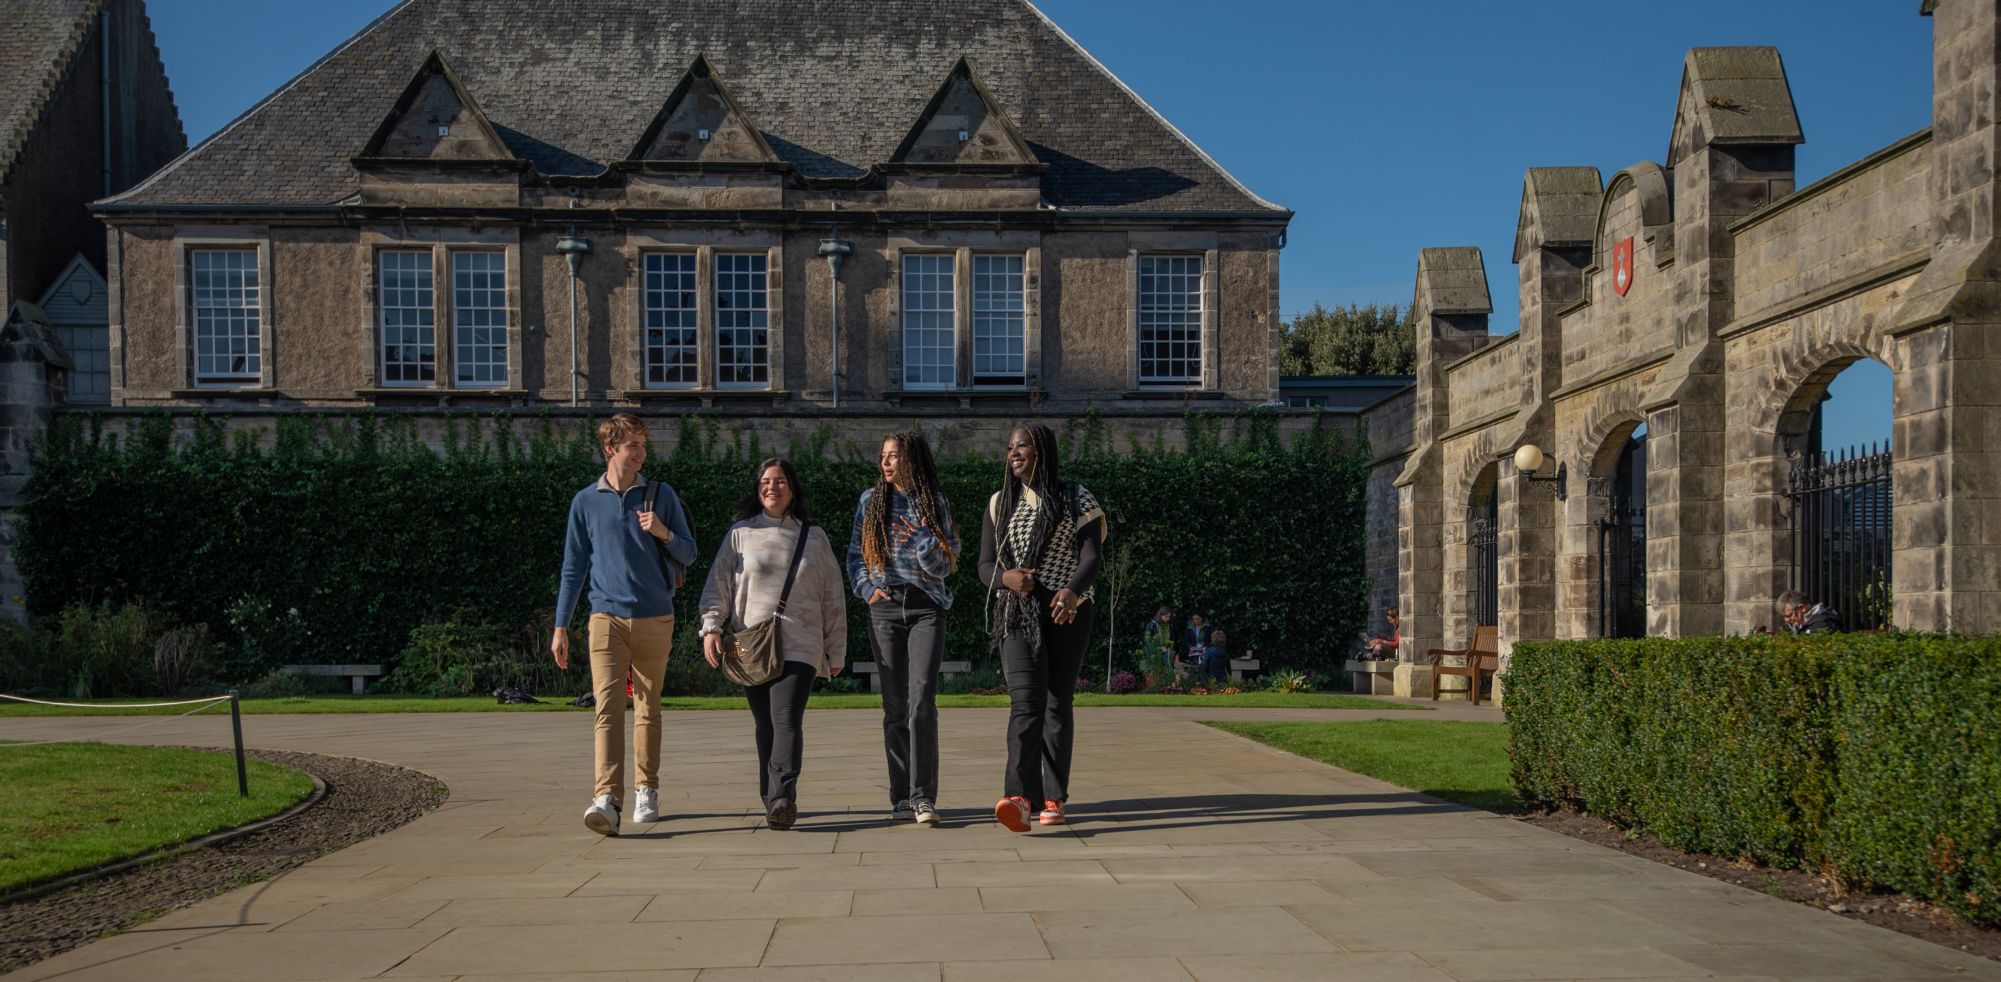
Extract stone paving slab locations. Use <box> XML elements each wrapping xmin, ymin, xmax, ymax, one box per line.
<box><xmin>1</xmin><ymin>705</ymin><xmax>1996</xmax><ymax>982</ymax></box>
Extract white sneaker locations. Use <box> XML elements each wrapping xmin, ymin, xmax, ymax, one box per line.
<box><xmin>635</xmin><ymin>786</ymin><xmax>661</xmax><ymax>823</ymax></box>
<box><xmin>912</xmin><ymin>799</ymin><xmax>939</xmax><ymax>826</ymax></box>
<box><xmin>584</xmin><ymin>794</ymin><xmax>620</xmax><ymax>837</ymax></box>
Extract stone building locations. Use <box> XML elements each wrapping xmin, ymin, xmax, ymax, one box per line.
<box><xmin>85</xmin><ymin>0</ymin><xmax>1294</xmax><ymax>454</ymax></box>
<box><xmin>1366</xmin><ymin>0</ymin><xmax>2001</xmax><ymax>697</ymax></box>
<box><xmin>1</xmin><ymin>0</ymin><xmax>184</xmax><ymax>618</ymax></box>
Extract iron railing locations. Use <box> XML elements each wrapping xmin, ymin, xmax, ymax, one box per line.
<box><xmin>1783</xmin><ymin>444</ymin><xmax>1892</xmax><ymax>631</ymax></box>
<box><xmin>1597</xmin><ymin>493</ymin><xmax>1646</xmax><ymax>638</ymax></box>
<box><xmin>1471</xmin><ymin>517</ymin><xmax>1497</xmax><ymax>627</ymax></box>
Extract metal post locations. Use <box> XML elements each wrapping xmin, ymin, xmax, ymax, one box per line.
<box><xmin>229</xmin><ymin>690</ymin><xmax>247</xmax><ymax>798</ymax></box>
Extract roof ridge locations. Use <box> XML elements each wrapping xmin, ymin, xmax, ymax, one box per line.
<box><xmin>0</xmin><ymin>0</ymin><xmax>106</xmax><ymax>182</ymax></box>
<box><xmin>1017</xmin><ymin>0</ymin><xmax>1286</xmax><ymax>214</ymax></box>
<box><xmin>99</xmin><ymin>0</ymin><xmax>417</xmax><ymax>206</ymax></box>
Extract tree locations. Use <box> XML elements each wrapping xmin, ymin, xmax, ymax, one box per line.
<box><xmin>1279</xmin><ymin>302</ymin><xmax>1415</xmax><ymax>377</ymax></box>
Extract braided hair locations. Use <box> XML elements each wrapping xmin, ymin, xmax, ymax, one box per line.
<box><xmin>990</xmin><ymin>423</ymin><xmax>1068</xmax><ymax>648</ymax></box>
<box><xmin>859</xmin><ymin>430</ymin><xmax>956</xmax><ymax>577</ymax></box>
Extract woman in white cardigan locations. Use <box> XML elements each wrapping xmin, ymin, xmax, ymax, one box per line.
<box><xmin>698</xmin><ymin>457</ymin><xmax>848</xmax><ymax>830</ymax></box>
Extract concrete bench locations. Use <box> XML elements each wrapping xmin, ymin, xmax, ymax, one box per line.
<box><xmin>280</xmin><ymin>664</ymin><xmax>384</xmax><ymax>695</ymax></box>
<box><xmin>1344</xmin><ymin>657</ymin><xmax>1396</xmax><ymax>696</ymax></box>
<box><xmin>1227</xmin><ymin>658</ymin><xmax>1261</xmax><ymax>683</ymax></box>
<box><xmin>849</xmin><ymin>660</ymin><xmax>973</xmax><ymax>693</ymax></box>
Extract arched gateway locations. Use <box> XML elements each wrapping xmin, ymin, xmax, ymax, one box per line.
<box><xmin>1369</xmin><ymin>5</ymin><xmax>2001</xmax><ymax>698</ymax></box>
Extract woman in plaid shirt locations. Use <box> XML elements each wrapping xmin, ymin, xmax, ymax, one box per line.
<box><xmin>847</xmin><ymin>431</ymin><xmax>961</xmax><ymax>826</ymax></box>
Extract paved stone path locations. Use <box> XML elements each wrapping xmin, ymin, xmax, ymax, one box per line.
<box><xmin>3</xmin><ymin>704</ymin><xmax>1996</xmax><ymax>981</ymax></box>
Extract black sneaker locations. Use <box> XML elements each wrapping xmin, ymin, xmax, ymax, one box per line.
<box><xmin>766</xmin><ymin>797</ymin><xmax>796</xmax><ymax>830</ymax></box>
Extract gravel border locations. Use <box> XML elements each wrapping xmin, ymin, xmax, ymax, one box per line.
<box><xmin>1522</xmin><ymin>808</ymin><xmax>2000</xmax><ymax>963</ymax></box>
<box><xmin>0</xmin><ymin>748</ymin><xmax>447</xmax><ymax>974</ymax></box>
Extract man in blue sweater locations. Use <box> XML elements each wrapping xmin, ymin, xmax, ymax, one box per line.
<box><xmin>552</xmin><ymin>414</ymin><xmax>696</xmax><ymax>836</ymax></box>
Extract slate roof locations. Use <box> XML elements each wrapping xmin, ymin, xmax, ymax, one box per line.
<box><xmin>106</xmin><ymin>0</ymin><xmax>1287</xmax><ymax>215</ymax></box>
<box><xmin>0</xmin><ymin>0</ymin><xmax>102</xmax><ymax>186</ymax></box>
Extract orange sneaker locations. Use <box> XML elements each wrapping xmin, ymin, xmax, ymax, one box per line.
<box><xmin>1039</xmin><ymin>800</ymin><xmax>1067</xmax><ymax>826</ymax></box>
<box><xmin>994</xmin><ymin>795</ymin><xmax>1032</xmax><ymax>832</ymax></box>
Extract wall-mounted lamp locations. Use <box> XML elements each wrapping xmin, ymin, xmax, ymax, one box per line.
<box><xmin>554</xmin><ymin>233</ymin><xmax>593</xmax><ymax>407</ymax></box>
<box><xmin>817</xmin><ymin>237</ymin><xmax>854</xmax><ymax>409</ymax></box>
<box><xmin>1514</xmin><ymin>444</ymin><xmax>1567</xmax><ymax>501</ymax></box>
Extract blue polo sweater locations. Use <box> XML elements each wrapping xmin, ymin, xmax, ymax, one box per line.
<box><xmin>555</xmin><ymin>474</ymin><xmax>697</xmax><ymax>624</ymax></box>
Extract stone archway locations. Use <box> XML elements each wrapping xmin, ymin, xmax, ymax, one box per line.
<box><xmin>1571</xmin><ymin>417</ymin><xmax>1648</xmax><ymax>638</ymax></box>
<box><xmin>1725</xmin><ymin>342</ymin><xmax>1894</xmax><ymax>633</ymax></box>
<box><xmin>1469</xmin><ymin>464</ymin><xmax>1499</xmax><ymax>630</ymax></box>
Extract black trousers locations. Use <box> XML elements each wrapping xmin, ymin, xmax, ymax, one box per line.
<box><xmin>869</xmin><ymin>585</ymin><xmax>945</xmax><ymax>805</ymax></box>
<box><xmin>746</xmin><ymin>660</ymin><xmax>816</xmax><ymax>809</ymax></box>
<box><xmin>999</xmin><ymin>597</ymin><xmax>1096</xmax><ymax>805</ymax></box>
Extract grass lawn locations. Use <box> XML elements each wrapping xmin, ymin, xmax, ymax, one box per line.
<box><xmin>1206</xmin><ymin>718</ymin><xmax>1516</xmax><ymax>812</ymax></box>
<box><xmin>0</xmin><ymin>743</ymin><xmax>315</xmax><ymax>894</ymax></box>
<box><xmin>0</xmin><ymin>691</ymin><xmax>1425</xmax><ymax>716</ymax></box>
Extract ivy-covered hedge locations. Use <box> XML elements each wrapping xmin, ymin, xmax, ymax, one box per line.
<box><xmin>1507</xmin><ymin>634</ymin><xmax>2001</xmax><ymax>926</ymax></box>
<box><xmin>17</xmin><ymin>411</ymin><xmax>1369</xmax><ymax>686</ymax></box>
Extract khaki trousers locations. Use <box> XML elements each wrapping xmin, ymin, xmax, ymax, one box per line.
<box><xmin>588</xmin><ymin>612</ymin><xmax>673</xmax><ymax>802</ymax></box>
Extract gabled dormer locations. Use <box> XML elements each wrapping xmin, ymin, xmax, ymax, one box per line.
<box><xmin>887</xmin><ymin>57</ymin><xmax>1040</xmax><ymax>172</ymax></box>
<box><xmin>621</xmin><ymin>55</ymin><xmax>782</xmax><ymax>171</ymax></box>
<box><xmin>353</xmin><ymin>50</ymin><xmax>519</xmax><ymax>168</ymax></box>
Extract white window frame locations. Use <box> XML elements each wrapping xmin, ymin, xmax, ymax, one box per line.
<box><xmin>641</xmin><ymin>252</ymin><xmax>701</xmax><ymax>389</ymax></box>
<box><xmin>190</xmin><ymin>247</ymin><xmax>262</xmax><ymax>385</ymax></box>
<box><xmin>1137</xmin><ymin>254</ymin><xmax>1204</xmax><ymax>387</ymax></box>
<box><xmin>451</xmin><ymin>250</ymin><xmax>509</xmax><ymax>388</ymax></box>
<box><xmin>714</xmin><ymin>252</ymin><xmax>770</xmax><ymax>389</ymax></box>
<box><xmin>377</xmin><ymin>249</ymin><xmax>437</xmax><ymax>387</ymax></box>
<box><xmin>971</xmin><ymin>253</ymin><xmax>1026</xmax><ymax>387</ymax></box>
<box><xmin>902</xmin><ymin>253</ymin><xmax>957</xmax><ymax>390</ymax></box>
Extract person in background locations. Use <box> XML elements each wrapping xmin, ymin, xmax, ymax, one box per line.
<box><xmin>1364</xmin><ymin>606</ymin><xmax>1401</xmax><ymax>660</ymax></box>
<box><xmin>552</xmin><ymin>413</ymin><xmax>696</xmax><ymax>838</ymax></box>
<box><xmin>848</xmin><ymin>430</ymin><xmax>960</xmax><ymax>827</ymax></box>
<box><xmin>699</xmin><ymin>457</ymin><xmax>847</xmax><ymax>831</ymax></box>
<box><xmin>1201</xmin><ymin>628</ymin><xmax>1232</xmax><ymax>683</ymax></box>
<box><xmin>1142</xmin><ymin>606</ymin><xmax>1177</xmax><ymax>672</ymax></box>
<box><xmin>980</xmin><ymin>424</ymin><xmax>1106</xmax><ymax>832</ymax></box>
<box><xmin>1777</xmin><ymin>590</ymin><xmax>1841</xmax><ymax>634</ymax></box>
<box><xmin>1181</xmin><ymin>612</ymin><xmax>1214</xmax><ymax>672</ymax></box>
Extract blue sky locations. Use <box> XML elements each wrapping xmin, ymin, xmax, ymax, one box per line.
<box><xmin>149</xmin><ymin>0</ymin><xmax>1919</xmax><ymax>449</ymax></box>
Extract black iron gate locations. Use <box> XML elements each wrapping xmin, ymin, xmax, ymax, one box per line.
<box><xmin>1471</xmin><ymin>516</ymin><xmax>1497</xmax><ymax>627</ymax></box>
<box><xmin>1783</xmin><ymin>444</ymin><xmax>1892</xmax><ymax>631</ymax></box>
<box><xmin>1597</xmin><ymin>435</ymin><xmax>1647</xmax><ymax>638</ymax></box>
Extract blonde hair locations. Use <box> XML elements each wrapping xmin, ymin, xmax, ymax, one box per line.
<box><xmin>597</xmin><ymin>413</ymin><xmax>648</xmax><ymax>451</ymax></box>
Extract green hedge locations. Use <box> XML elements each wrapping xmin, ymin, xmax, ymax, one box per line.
<box><xmin>1507</xmin><ymin>634</ymin><xmax>2001</xmax><ymax>926</ymax></box>
<box><xmin>16</xmin><ymin>411</ymin><xmax>1369</xmax><ymax>687</ymax></box>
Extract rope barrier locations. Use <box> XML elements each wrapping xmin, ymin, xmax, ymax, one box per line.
<box><xmin>0</xmin><ymin>693</ymin><xmax>232</xmax><ymax>709</ymax></box>
<box><xmin>0</xmin><ymin>697</ymin><xmax>230</xmax><ymax>748</ymax></box>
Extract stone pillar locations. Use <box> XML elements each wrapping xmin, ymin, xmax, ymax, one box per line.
<box><xmin>1394</xmin><ymin>247</ymin><xmax>1491</xmax><ymax>696</ymax></box>
<box><xmin>1496</xmin><ymin>169</ymin><xmax>1597</xmax><ymax>667</ymax></box>
<box><xmin>1890</xmin><ymin>0</ymin><xmax>2001</xmax><ymax>632</ymax></box>
<box><xmin>0</xmin><ymin>301</ymin><xmax>71</xmax><ymax>623</ymax></box>
<box><xmin>1643</xmin><ymin>48</ymin><xmax>1800</xmax><ymax>638</ymax></box>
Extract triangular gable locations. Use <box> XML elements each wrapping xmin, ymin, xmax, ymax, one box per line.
<box><xmin>36</xmin><ymin>255</ymin><xmax>108</xmax><ymax>327</ymax></box>
<box><xmin>2</xmin><ymin>301</ymin><xmax>74</xmax><ymax>371</ymax></box>
<box><xmin>1666</xmin><ymin>46</ymin><xmax>1801</xmax><ymax>168</ymax></box>
<box><xmin>888</xmin><ymin>57</ymin><xmax>1038</xmax><ymax>169</ymax></box>
<box><xmin>623</xmin><ymin>55</ymin><xmax>780</xmax><ymax>167</ymax></box>
<box><xmin>356</xmin><ymin>50</ymin><xmax>515</xmax><ymax>163</ymax></box>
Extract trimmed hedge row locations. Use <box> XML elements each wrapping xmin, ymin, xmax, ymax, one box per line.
<box><xmin>1507</xmin><ymin>634</ymin><xmax>2001</xmax><ymax>926</ymax></box>
<box><xmin>17</xmin><ymin>410</ymin><xmax>1370</xmax><ymax>685</ymax></box>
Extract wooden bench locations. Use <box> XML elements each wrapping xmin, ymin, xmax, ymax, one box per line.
<box><xmin>849</xmin><ymin>661</ymin><xmax>973</xmax><ymax>693</ymax></box>
<box><xmin>1343</xmin><ymin>657</ymin><xmax>1397</xmax><ymax>695</ymax></box>
<box><xmin>280</xmin><ymin>664</ymin><xmax>385</xmax><ymax>695</ymax></box>
<box><xmin>1425</xmin><ymin>626</ymin><xmax>1499</xmax><ymax>705</ymax></box>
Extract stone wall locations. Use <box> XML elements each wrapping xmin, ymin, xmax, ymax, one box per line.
<box><xmin>106</xmin><ymin>222</ymin><xmax>1282</xmax><ymax>412</ymax></box>
<box><xmin>1367</xmin><ymin>4</ymin><xmax>2001</xmax><ymax>695</ymax></box>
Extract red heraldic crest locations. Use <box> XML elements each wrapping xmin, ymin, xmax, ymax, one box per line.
<box><xmin>1612</xmin><ymin>237</ymin><xmax>1634</xmax><ymax>297</ymax></box>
